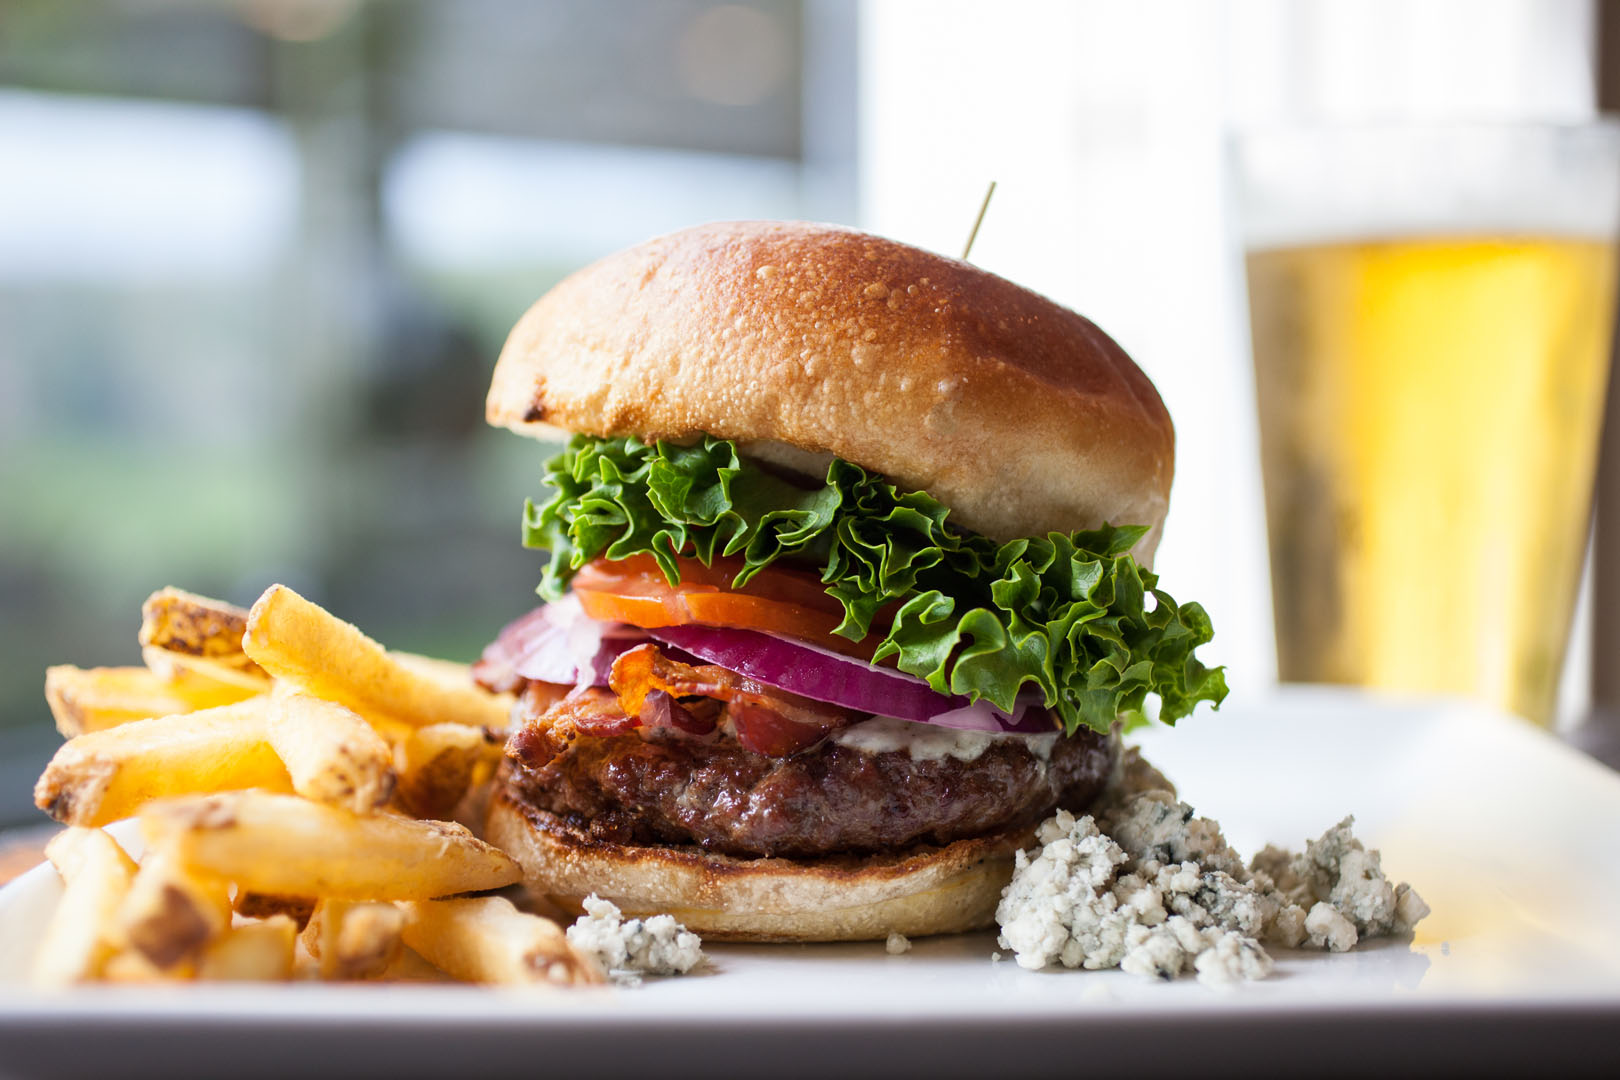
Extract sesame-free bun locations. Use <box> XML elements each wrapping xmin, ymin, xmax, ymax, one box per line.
<box><xmin>486</xmin><ymin>221</ymin><xmax>1174</xmax><ymax>558</ymax></box>
<box><xmin>485</xmin><ymin>786</ymin><xmax>1028</xmax><ymax>942</ymax></box>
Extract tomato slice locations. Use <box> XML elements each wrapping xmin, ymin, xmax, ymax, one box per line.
<box><xmin>572</xmin><ymin>553</ymin><xmax>876</xmax><ymax>657</ymax></box>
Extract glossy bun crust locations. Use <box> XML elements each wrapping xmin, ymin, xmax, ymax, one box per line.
<box><xmin>486</xmin><ymin>221</ymin><xmax>1174</xmax><ymax>558</ymax></box>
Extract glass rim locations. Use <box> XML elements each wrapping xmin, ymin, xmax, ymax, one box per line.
<box><xmin>1230</xmin><ymin>118</ymin><xmax>1620</xmax><ymax>248</ymax></box>
<box><xmin>1231</xmin><ymin>117</ymin><xmax>1620</xmax><ymax>144</ymax></box>
<box><xmin>1224</xmin><ymin>119</ymin><xmax>1620</xmax><ymax>162</ymax></box>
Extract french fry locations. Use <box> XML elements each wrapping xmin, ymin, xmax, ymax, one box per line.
<box><xmin>32</xmin><ymin>828</ymin><xmax>138</xmax><ymax>985</ymax></box>
<box><xmin>139</xmin><ymin>589</ymin><xmax>481</xmax><ymax>709</ymax></box>
<box><xmin>118</xmin><ymin>848</ymin><xmax>232</xmax><ymax>969</ymax></box>
<box><xmin>140</xmin><ymin>791</ymin><xmax>521</xmax><ymax>899</ymax></box>
<box><xmin>35</xmin><ymin>700</ymin><xmax>290</xmax><ymax>826</ymax></box>
<box><xmin>33</xmin><ymin>582</ymin><xmax>575</xmax><ymax>990</ymax></box>
<box><xmin>44</xmin><ymin>665</ymin><xmax>255</xmax><ymax>738</ymax></box>
<box><xmin>399</xmin><ymin>898</ymin><xmax>604</xmax><ymax>987</ymax></box>
<box><xmin>395</xmin><ymin>723</ymin><xmax>502</xmax><ymax>820</ymax></box>
<box><xmin>234</xmin><ymin>891</ymin><xmax>316</xmax><ymax>931</ymax></box>
<box><xmin>143</xmin><ymin>647</ymin><xmax>271</xmax><ymax>695</ymax></box>
<box><xmin>243</xmin><ymin>585</ymin><xmax>508</xmax><ymax>730</ymax></box>
<box><xmin>266</xmin><ymin>690</ymin><xmax>396</xmax><ymax>813</ymax></box>
<box><xmin>196</xmin><ymin>916</ymin><xmax>297</xmax><ymax>981</ymax></box>
<box><xmin>34</xmin><ymin>700</ymin><xmax>289</xmax><ymax>826</ymax></box>
<box><xmin>302</xmin><ymin>900</ymin><xmax>405</xmax><ymax>980</ymax></box>
<box><xmin>391</xmin><ymin>652</ymin><xmax>483</xmax><ymax>692</ymax></box>
<box><xmin>140</xmin><ymin>588</ymin><xmax>269</xmax><ymax>689</ymax></box>
<box><xmin>142</xmin><ymin>655</ymin><xmax>267</xmax><ymax>705</ymax></box>
<box><xmin>351</xmin><ymin>708</ymin><xmax>418</xmax><ymax>746</ymax></box>
<box><xmin>391</xmin><ymin>653</ymin><xmax>516</xmax><ymax>721</ymax></box>
<box><xmin>375</xmin><ymin>945</ymin><xmax>450</xmax><ymax>982</ymax></box>
<box><xmin>354</xmin><ymin>655</ymin><xmax>511</xmax><ymax>740</ymax></box>
<box><xmin>100</xmin><ymin>947</ymin><xmax>186</xmax><ymax>983</ymax></box>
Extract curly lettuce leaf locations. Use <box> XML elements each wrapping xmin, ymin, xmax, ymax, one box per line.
<box><xmin>523</xmin><ymin>434</ymin><xmax>1226</xmax><ymax>735</ymax></box>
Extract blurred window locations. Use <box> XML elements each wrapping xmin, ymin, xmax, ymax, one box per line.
<box><xmin>0</xmin><ymin>0</ymin><xmax>854</xmax><ymax>825</ymax></box>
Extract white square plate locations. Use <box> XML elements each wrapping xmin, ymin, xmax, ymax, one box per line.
<box><xmin>2</xmin><ymin>687</ymin><xmax>1617</xmax><ymax>1079</ymax></box>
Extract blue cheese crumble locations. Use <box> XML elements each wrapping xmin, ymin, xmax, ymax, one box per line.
<box><xmin>1251</xmin><ymin>816</ymin><xmax>1431</xmax><ymax>951</ymax></box>
<box><xmin>994</xmin><ymin>753</ymin><xmax>1428</xmax><ymax>986</ymax></box>
<box><xmin>566</xmin><ymin>894</ymin><xmax>705</xmax><ymax>977</ymax></box>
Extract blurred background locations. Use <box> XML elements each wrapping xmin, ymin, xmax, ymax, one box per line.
<box><xmin>2</xmin><ymin>0</ymin><xmax>1616</xmax><ymax>824</ymax></box>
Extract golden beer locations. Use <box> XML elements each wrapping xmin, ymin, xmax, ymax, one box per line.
<box><xmin>1248</xmin><ymin>236</ymin><xmax>1616</xmax><ymax>724</ymax></box>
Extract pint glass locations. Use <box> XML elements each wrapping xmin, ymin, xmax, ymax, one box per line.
<box><xmin>1237</xmin><ymin>124</ymin><xmax>1620</xmax><ymax>725</ymax></box>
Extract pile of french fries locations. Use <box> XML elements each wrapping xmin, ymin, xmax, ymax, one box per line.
<box><xmin>32</xmin><ymin>585</ymin><xmax>602</xmax><ymax>988</ymax></box>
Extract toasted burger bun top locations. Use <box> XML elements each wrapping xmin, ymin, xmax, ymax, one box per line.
<box><xmin>487</xmin><ymin>220</ymin><xmax>1174</xmax><ymax>556</ymax></box>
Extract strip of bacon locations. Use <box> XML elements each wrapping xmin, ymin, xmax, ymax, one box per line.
<box><xmin>505</xmin><ymin>685</ymin><xmax>632</xmax><ymax>770</ymax></box>
<box><xmin>609</xmin><ymin>643</ymin><xmax>851</xmax><ymax>757</ymax></box>
<box><xmin>505</xmin><ymin>682</ymin><xmax>720</xmax><ymax>771</ymax></box>
<box><xmin>640</xmin><ymin>690</ymin><xmax>720</xmax><ymax>736</ymax></box>
<box><xmin>507</xmin><ymin>644</ymin><xmax>854</xmax><ymax>767</ymax></box>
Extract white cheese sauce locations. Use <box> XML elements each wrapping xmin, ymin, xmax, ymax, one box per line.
<box><xmin>831</xmin><ymin>715</ymin><xmax>1061</xmax><ymax>762</ymax></box>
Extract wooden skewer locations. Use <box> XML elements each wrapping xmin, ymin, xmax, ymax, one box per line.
<box><xmin>961</xmin><ymin>180</ymin><xmax>998</xmax><ymax>261</ymax></box>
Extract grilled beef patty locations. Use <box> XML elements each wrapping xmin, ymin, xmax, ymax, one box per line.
<box><xmin>504</xmin><ymin>716</ymin><xmax>1115</xmax><ymax>859</ymax></box>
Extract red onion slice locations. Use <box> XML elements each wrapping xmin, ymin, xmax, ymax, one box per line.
<box><xmin>647</xmin><ymin>623</ymin><xmax>957</xmax><ymax>723</ymax></box>
<box><xmin>511</xmin><ymin>626</ymin><xmax>584</xmax><ymax>684</ymax></box>
<box><xmin>925</xmin><ymin>693</ymin><xmax>1057</xmax><ymax>734</ymax></box>
<box><xmin>473</xmin><ymin>605</ymin><xmax>556</xmax><ymax>689</ymax></box>
<box><xmin>646</xmin><ymin>623</ymin><xmax>1055</xmax><ymax>734</ymax></box>
<box><xmin>483</xmin><ymin>596</ymin><xmax>647</xmax><ymax>687</ymax></box>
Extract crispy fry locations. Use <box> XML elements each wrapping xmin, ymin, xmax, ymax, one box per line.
<box><xmin>391</xmin><ymin>652</ymin><xmax>482</xmax><ymax>692</ymax></box>
<box><xmin>399</xmin><ymin>897</ymin><xmax>604</xmax><ymax>987</ymax></box>
<box><xmin>391</xmin><ymin>652</ymin><xmax>517</xmax><ymax>725</ymax></box>
<box><xmin>354</xmin><ymin>708</ymin><xmax>418</xmax><ymax>746</ymax></box>
<box><xmin>100</xmin><ymin>947</ymin><xmax>187</xmax><ymax>983</ymax></box>
<box><xmin>140</xmin><ymin>586</ymin><xmax>272</xmax><ymax>696</ymax></box>
<box><xmin>118</xmin><ymin>848</ymin><xmax>232</xmax><ymax>969</ymax></box>
<box><xmin>196</xmin><ymin>916</ymin><xmax>297</xmax><ymax>981</ymax></box>
<box><xmin>140</xmin><ymin>588</ymin><xmax>268</xmax><ymax>681</ymax></box>
<box><xmin>141</xmin><ymin>791</ymin><xmax>520</xmax><ymax>900</ymax></box>
<box><xmin>266</xmin><ymin>690</ymin><xmax>396</xmax><ymax>813</ymax></box>
<box><xmin>144</xmin><ymin>646</ymin><xmax>272</xmax><ymax>695</ymax></box>
<box><xmin>375</xmin><ymin>945</ymin><xmax>450</xmax><ymax>982</ymax></box>
<box><xmin>33</xmin><ymin>828</ymin><xmax>138</xmax><ymax>985</ymax></box>
<box><xmin>243</xmin><ymin>585</ymin><xmax>508</xmax><ymax>730</ymax></box>
<box><xmin>44</xmin><ymin>665</ymin><xmax>255</xmax><ymax>738</ymax></box>
<box><xmin>395</xmin><ymin>723</ymin><xmax>502</xmax><ymax>820</ymax></box>
<box><xmin>302</xmin><ymin>899</ymin><xmax>405</xmax><ymax>980</ymax></box>
<box><xmin>140</xmin><ymin>587</ymin><xmax>251</xmax><ymax>656</ymax></box>
<box><xmin>378</xmin><ymin>654</ymin><xmax>512</xmax><ymax>741</ymax></box>
<box><xmin>141</xmin><ymin>654</ymin><xmax>267</xmax><ymax>704</ymax></box>
<box><xmin>234</xmin><ymin>891</ymin><xmax>315</xmax><ymax>931</ymax></box>
<box><xmin>264</xmin><ymin>677</ymin><xmax>415</xmax><ymax>744</ymax></box>
<box><xmin>34</xmin><ymin>700</ymin><xmax>289</xmax><ymax>826</ymax></box>
<box><xmin>34</xmin><ymin>582</ymin><xmax>566</xmax><ymax>989</ymax></box>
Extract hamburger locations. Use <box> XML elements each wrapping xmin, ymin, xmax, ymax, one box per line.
<box><xmin>474</xmin><ymin>220</ymin><xmax>1225</xmax><ymax>941</ymax></box>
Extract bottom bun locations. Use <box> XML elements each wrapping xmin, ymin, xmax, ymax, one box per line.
<box><xmin>485</xmin><ymin>786</ymin><xmax>1032</xmax><ymax>943</ymax></box>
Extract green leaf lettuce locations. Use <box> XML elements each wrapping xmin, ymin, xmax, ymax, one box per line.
<box><xmin>523</xmin><ymin>434</ymin><xmax>1227</xmax><ymax>735</ymax></box>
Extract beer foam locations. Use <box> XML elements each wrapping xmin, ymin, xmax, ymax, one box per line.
<box><xmin>1234</xmin><ymin>123</ymin><xmax>1620</xmax><ymax>249</ymax></box>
